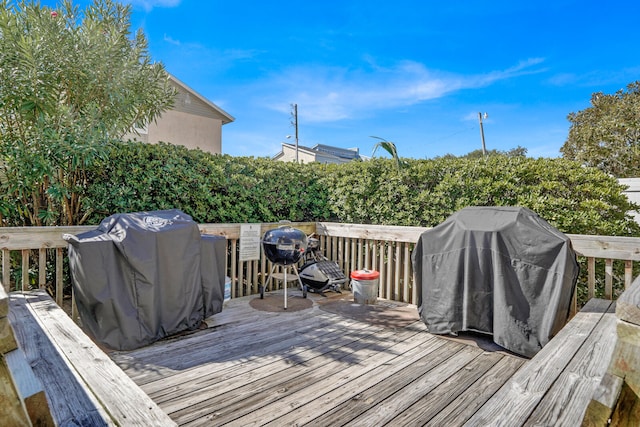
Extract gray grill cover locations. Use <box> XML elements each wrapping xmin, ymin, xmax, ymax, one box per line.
<box><xmin>65</xmin><ymin>209</ymin><xmax>226</xmax><ymax>350</ymax></box>
<box><xmin>411</xmin><ymin>207</ymin><xmax>579</xmax><ymax>357</ymax></box>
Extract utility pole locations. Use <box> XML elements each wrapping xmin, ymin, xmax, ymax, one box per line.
<box><xmin>291</xmin><ymin>103</ymin><xmax>299</xmax><ymax>163</ymax></box>
<box><xmin>478</xmin><ymin>112</ymin><xmax>487</xmax><ymax>156</ymax></box>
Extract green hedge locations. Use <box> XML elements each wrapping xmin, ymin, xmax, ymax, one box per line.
<box><xmin>321</xmin><ymin>155</ymin><xmax>639</xmax><ymax>236</ymax></box>
<box><xmin>8</xmin><ymin>139</ymin><xmax>637</xmax><ymax>239</ymax></box>
<box><xmin>82</xmin><ymin>141</ymin><xmax>334</xmax><ymax>225</ymax></box>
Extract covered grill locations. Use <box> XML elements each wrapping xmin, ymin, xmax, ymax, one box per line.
<box><xmin>412</xmin><ymin>206</ymin><xmax>579</xmax><ymax>357</ymax></box>
<box><xmin>64</xmin><ymin>209</ymin><xmax>226</xmax><ymax>350</ymax></box>
<box><xmin>261</xmin><ymin>225</ymin><xmax>308</xmax><ymax>308</ymax></box>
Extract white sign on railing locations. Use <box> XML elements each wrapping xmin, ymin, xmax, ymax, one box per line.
<box><xmin>239</xmin><ymin>224</ymin><xmax>262</xmax><ymax>261</ymax></box>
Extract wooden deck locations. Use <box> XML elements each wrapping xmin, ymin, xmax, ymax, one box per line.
<box><xmin>106</xmin><ymin>291</ymin><xmax>616</xmax><ymax>426</ymax></box>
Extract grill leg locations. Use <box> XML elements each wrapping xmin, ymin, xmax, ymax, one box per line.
<box><xmin>283</xmin><ymin>268</ymin><xmax>287</xmax><ymax>310</ymax></box>
<box><xmin>262</xmin><ymin>263</ymin><xmax>278</xmax><ymax>299</ymax></box>
<box><xmin>291</xmin><ymin>264</ymin><xmax>307</xmax><ymax>298</ymax></box>
<box><xmin>265</xmin><ymin>264</ymin><xmax>306</xmax><ymax>309</ymax></box>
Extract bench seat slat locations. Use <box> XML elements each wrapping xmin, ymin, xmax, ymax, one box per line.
<box><xmin>10</xmin><ymin>292</ymin><xmax>121</xmax><ymax>425</ymax></box>
<box><xmin>9</xmin><ymin>290</ymin><xmax>176</xmax><ymax>426</ymax></box>
<box><xmin>524</xmin><ymin>300</ymin><xmax>617</xmax><ymax>425</ymax></box>
<box><xmin>465</xmin><ymin>298</ymin><xmax>614</xmax><ymax>426</ymax></box>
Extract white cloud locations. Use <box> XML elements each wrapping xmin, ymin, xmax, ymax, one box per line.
<box><xmin>262</xmin><ymin>58</ymin><xmax>547</xmax><ymax>123</ymax></box>
<box><xmin>163</xmin><ymin>34</ymin><xmax>181</xmax><ymax>45</ymax></box>
<box><xmin>161</xmin><ymin>38</ymin><xmax>261</xmax><ymax>71</ymax></box>
<box><xmin>548</xmin><ymin>66</ymin><xmax>640</xmax><ymax>88</ymax></box>
<box><xmin>127</xmin><ymin>0</ymin><xmax>181</xmax><ymax>12</ymax></box>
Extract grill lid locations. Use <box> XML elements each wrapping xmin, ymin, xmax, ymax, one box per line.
<box><xmin>262</xmin><ymin>226</ymin><xmax>307</xmax><ymax>265</ymax></box>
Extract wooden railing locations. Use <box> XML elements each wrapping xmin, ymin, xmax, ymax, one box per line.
<box><xmin>316</xmin><ymin>223</ymin><xmax>640</xmax><ymax>314</ymax></box>
<box><xmin>0</xmin><ymin>226</ymin><xmax>94</xmax><ymax>308</ymax></box>
<box><xmin>2</xmin><ymin>222</ymin><xmax>640</xmax><ymax>318</ymax></box>
<box><xmin>198</xmin><ymin>222</ymin><xmax>316</xmax><ymax>298</ymax></box>
<box><xmin>0</xmin><ymin>222</ymin><xmax>316</xmax><ymax>318</ymax></box>
<box><xmin>315</xmin><ymin>223</ymin><xmax>427</xmax><ymax>304</ymax></box>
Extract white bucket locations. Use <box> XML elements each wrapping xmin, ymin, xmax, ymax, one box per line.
<box><xmin>223</xmin><ymin>276</ymin><xmax>232</xmax><ymax>305</ymax></box>
<box><xmin>350</xmin><ymin>269</ymin><xmax>380</xmax><ymax>305</ymax></box>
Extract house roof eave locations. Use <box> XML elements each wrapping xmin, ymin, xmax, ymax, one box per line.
<box><xmin>168</xmin><ymin>73</ymin><xmax>235</xmax><ymax>125</ymax></box>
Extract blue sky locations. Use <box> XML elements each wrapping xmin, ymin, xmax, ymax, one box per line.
<box><xmin>42</xmin><ymin>0</ymin><xmax>640</xmax><ymax>159</ymax></box>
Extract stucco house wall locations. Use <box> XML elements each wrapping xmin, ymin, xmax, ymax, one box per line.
<box><xmin>619</xmin><ymin>178</ymin><xmax>640</xmax><ymax>224</ymax></box>
<box><xmin>124</xmin><ymin>74</ymin><xmax>233</xmax><ymax>154</ymax></box>
<box><xmin>277</xmin><ymin>147</ymin><xmax>315</xmax><ymax>163</ymax></box>
<box><xmin>148</xmin><ymin>110</ymin><xmax>223</xmax><ymax>153</ymax></box>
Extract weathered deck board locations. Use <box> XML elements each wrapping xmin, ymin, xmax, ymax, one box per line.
<box><xmin>384</xmin><ymin>351</ymin><xmax>505</xmax><ymax>426</ymax></box>
<box><xmin>176</xmin><ymin>327</ymin><xmax>430</xmax><ymax>425</ymax></box>
<box><xmin>424</xmin><ymin>355</ymin><xmax>527</xmax><ymax>426</ymax></box>
<box><xmin>146</xmin><ymin>315</ymin><xmax>383</xmax><ymax>405</ymax></box>
<box><xmin>161</xmin><ymin>320</ymin><xmax>409</xmax><ymax>421</ymax></box>
<box><xmin>10</xmin><ymin>292</ymin><xmax>118</xmax><ymax>425</ymax></box>
<box><xmin>116</xmin><ymin>309</ymin><xmax>343</xmax><ymax>384</ymax></box>
<box><xmin>110</xmin><ymin>293</ymin><xmax>523</xmax><ymax>426</ymax></box>
<box><xmin>227</xmin><ymin>332</ymin><xmax>450</xmax><ymax>427</ymax></box>
<box><xmin>523</xmin><ymin>301</ymin><xmax>617</xmax><ymax>426</ymax></box>
<box><xmin>266</xmin><ymin>336</ymin><xmax>453</xmax><ymax>427</ymax></box>
<box><xmin>464</xmin><ymin>298</ymin><xmax>615</xmax><ymax>426</ymax></box>
<box><xmin>335</xmin><ymin>345</ymin><xmax>482</xmax><ymax>426</ymax></box>
<box><xmin>106</xmin><ymin>292</ymin><xmax>616</xmax><ymax>426</ymax></box>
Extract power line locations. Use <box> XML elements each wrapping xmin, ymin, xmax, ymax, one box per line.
<box><xmin>429</xmin><ymin>125</ymin><xmax>476</xmax><ymax>143</ymax></box>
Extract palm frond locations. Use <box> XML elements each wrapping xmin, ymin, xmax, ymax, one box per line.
<box><xmin>370</xmin><ymin>136</ymin><xmax>403</xmax><ymax>170</ymax></box>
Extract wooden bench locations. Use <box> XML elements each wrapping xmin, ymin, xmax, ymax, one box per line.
<box><xmin>465</xmin><ymin>297</ymin><xmax>618</xmax><ymax>426</ymax></box>
<box><xmin>465</xmin><ymin>275</ymin><xmax>640</xmax><ymax>426</ymax></box>
<box><xmin>582</xmin><ymin>276</ymin><xmax>640</xmax><ymax>426</ymax></box>
<box><xmin>1</xmin><ymin>286</ymin><xmax>53</xmax><ymax>426</ymax></box>
<box><xmin>5</xmin><ymin>289</ymin><xmax>176</xmax><ymax>426</ymax></box>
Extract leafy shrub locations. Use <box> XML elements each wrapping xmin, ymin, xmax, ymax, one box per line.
<box><xmin>322</xmin><ymin>155</ymin><xmax>640</xmax><ymax>237</ymax></box>
<box><xmin>0</xmin><ymin>0</ymin><xmax>174</xmax><ymax>226</ymax></box>
<box><xmin>83</xmin><ymin>141</ymin><xmax>334</xmax><ymax>224</ymax></box>
<box><xmin>5</xmin><ymin>140</ymin><xmax>637</xmax><ymax>239</ymax></box>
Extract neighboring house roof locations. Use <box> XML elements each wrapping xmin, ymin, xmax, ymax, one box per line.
<box><xmin>313</xmin><ymin>144</ymin><xmax>361</xmax><ymax>160</ymax></box>
<box><xmin>273</xmin><ymin>143</ymin><xmax>362</xmax><ymax>164</ymax></box>
<box><xmin>168</xmin><ymin>74</ymin><xmax>235</xmax><ymax>125</ymax></box>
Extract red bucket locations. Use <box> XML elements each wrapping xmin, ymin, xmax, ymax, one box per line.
<box><xmin>350</xmin><ymin>269</ymin><xmax>380</xmax><ymax>304</ymax></box>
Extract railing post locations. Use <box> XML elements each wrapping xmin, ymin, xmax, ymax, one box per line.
<box><xmin>378</xmin><ymin>242</ymin><xmax>386</xmax><ymax>299</ymax></box>
<box><xmin>588</xmin><ymin>257</ymin><xmax>596</xmax><ymax>299</ymax></box>
<box><xmin>403</xmin><ymin>243</ymin><xmax>411</xmax><ymax>303</ymax></box>
<box><xmin>344</xmin><ymin>238</ymin><xmax>351</xmax><ymax>276</ymax></box>
<box><xmin>2</xmin><ymin>249</ymin><xmax>9</xmax><ymax>292</ymax></box>
<box><xmin>38</xmin><ymin>248</ymin><xmax>46</xmax><ymax>289</ymax></box>
<box><xmin>605</xmin><ymin>259</ymin><xmax>614</xmax><ymax>300</ymax></box>
<box><xmin>394</xmin><ymin>244</ymin><xmax>401</xmax><ymax>301</ymax></box>
<box><xmin>55</xmin><ymin>248</ymin><xmax>63</xmax><ymax>306</ymax></box>
<box><xmin>229</xmin><ymin>239</ymin><xmax>236</xmax><ymax>298</ymax></box>
<box><xmin>386</xmin><ymin>244</ymin><xmax>393</xmax><ymax>300</ymax></box>
<box><xmin>21</xmin><ymin>249</ymin><xmax>29</xmax><ymax>292</ymax></box>
<box><xmin>236</xmin><ymin>239</ymin><xmax>244</xmax><ymax>297</ymax></box>
<box><xmin>625</xmin><ymin>260</ymin><xmax>633</xmax><ymax>290</ymax></box>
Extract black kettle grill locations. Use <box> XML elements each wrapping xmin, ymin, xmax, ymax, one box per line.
<box><xmin>261</xmin><ymin>225</ymin><xmax>308</xmax><ymax>308</ymax></box>
<box><xmin>262</xmin><ymin>226</ymin><xmax>307</xmax><ymax>265</ymax></box>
